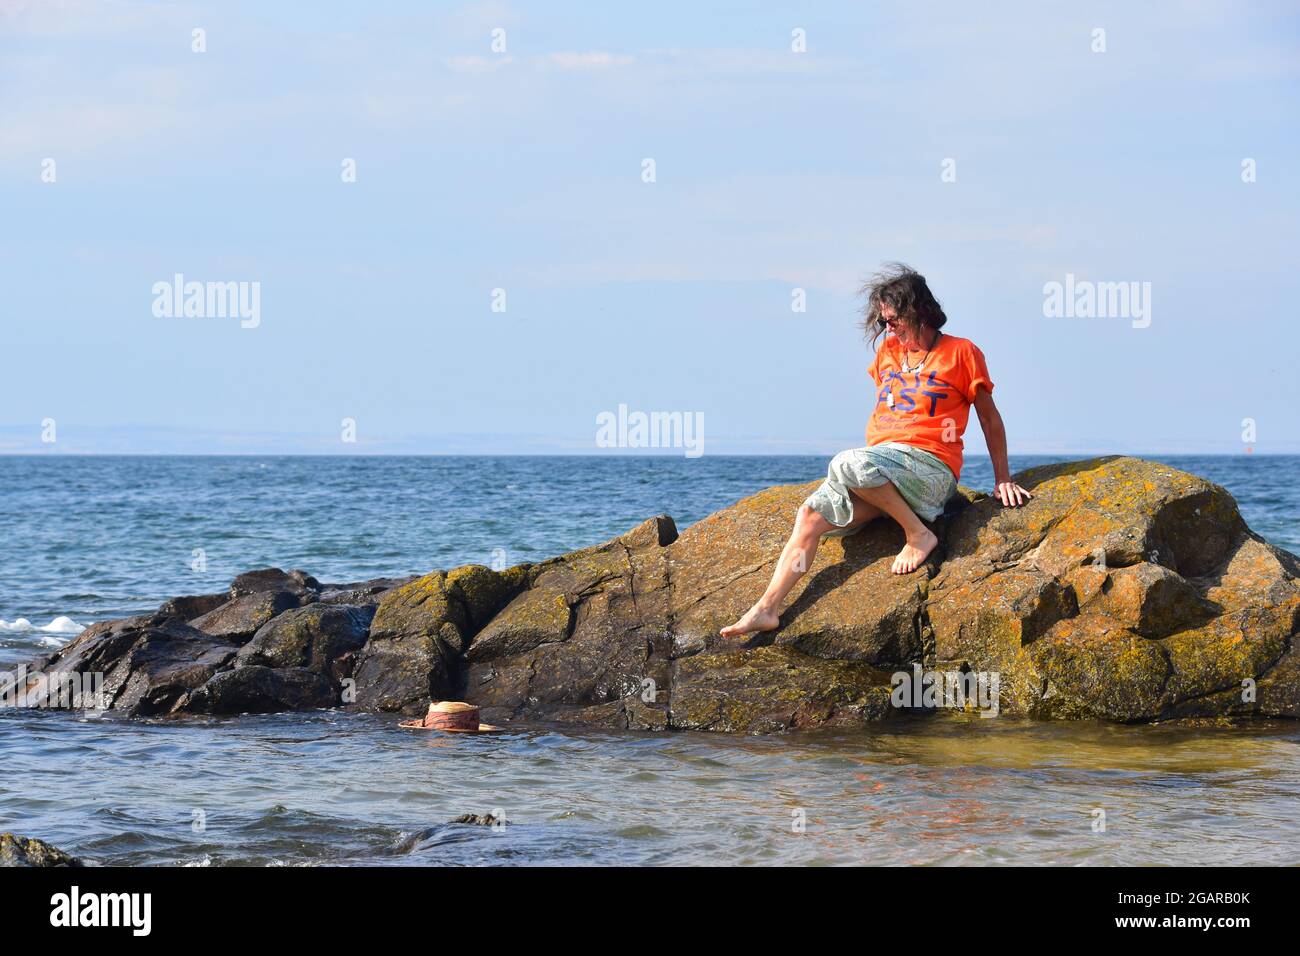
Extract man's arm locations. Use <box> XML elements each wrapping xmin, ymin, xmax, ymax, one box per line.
<box><xmin>973</xmin><ymin>386</ymin><xmax>1032</xmax><ymax>507</ymax></box>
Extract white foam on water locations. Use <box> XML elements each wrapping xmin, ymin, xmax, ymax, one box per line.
<box><xmin>0</xmin><ymin>615</ymin><xmax>85</xmax><ymax>638</ymax></box>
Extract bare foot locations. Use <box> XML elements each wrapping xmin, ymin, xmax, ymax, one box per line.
<box><xmin>720</xmin><ymin>603</ymin><xmax>780</xmax><ymax>638</ymax></box>
<box><xmin>892</xmin><ymin>527</ymin><xmax>938</xmax><ymax>574</ymax></box>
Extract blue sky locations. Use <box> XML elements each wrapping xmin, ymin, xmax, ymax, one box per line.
<box><xmin>2</xmin><ymin>0</ymin><xmax>1298</xmax><ymax>454</ymax></box>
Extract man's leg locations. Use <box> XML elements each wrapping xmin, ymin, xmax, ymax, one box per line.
<box><xmin>720</xmin><ymin>497</ymin><xmax>881</xmax><ymax>637</ymax></box>
<box><xmin>849</xmin><ymin>481</ymin><xmax>937</xmax><ymax>574</ymax></box>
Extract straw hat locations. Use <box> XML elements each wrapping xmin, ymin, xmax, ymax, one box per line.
<box><xmin>398</xmin><ymin>700</ymin><xmax>503</xmax><ymax>734</ymax></box>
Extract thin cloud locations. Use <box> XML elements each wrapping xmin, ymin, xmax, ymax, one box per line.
<box><xmin>443</xmin><ymin>54</ymin><xmax>514</xmax><ymax>73</ymax></box>
<box><xmin>542</xmin><ymin>52</ymin><xmax>634</xmax><ymax>71</ymax></box>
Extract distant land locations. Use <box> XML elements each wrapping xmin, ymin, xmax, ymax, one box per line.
<box><xmin>0</xmin><ymin>425</ymin><xmax>1292</xmax><ymax>456</ymax></box>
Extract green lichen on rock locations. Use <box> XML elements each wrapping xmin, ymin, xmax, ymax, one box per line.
<box><xmin>669</xmin><ymin>644</ymin><xmax>895</xmax><ymax>733</ymax></box>
<box><xmin>352</xmin><ymin>562</ymin><xmax>535</xmax><ymax>714</ymax></box>
<box><xmin>445</xmin><ymin>563</ymin><xmax>534</xmax><ymax>632</ymax></box>
<box><xmin>1031</xmin><ymin>616</ymin><xmax>1170</xmax><ymax>721</ymax></box>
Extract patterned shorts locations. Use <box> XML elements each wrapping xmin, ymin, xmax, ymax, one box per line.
<box><xmin>804</xmin><ymin>441</ymin><xmax>957</xmax><ymax>535</ymax></box>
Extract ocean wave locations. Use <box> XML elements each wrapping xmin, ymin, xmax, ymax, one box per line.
<box><xmin>0</xmin><ymin>615</ymin><xmax>85</xmax><ymax>638</ymax></box>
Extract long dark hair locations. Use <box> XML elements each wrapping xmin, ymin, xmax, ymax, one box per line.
<box><xmin>859</xmin><ymin>263</ymin><xmax>948</xmax><ymax>348</ymax></box>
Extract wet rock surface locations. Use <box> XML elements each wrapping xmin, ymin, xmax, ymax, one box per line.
<box><xmin>14</xmin><ymin>457</ymin><xmax>1300</xmax><ymax>730</ymax></box>
<box><xmin>190</xmin><ymin>589</ymin><xmax>303</xmax><ymax>644</ymax></box>
<box><xmin>20</xmin><ymin>614</ymin><xmax>239</xmax><ymax>716</ymax></box>
<box><xmin>237</xmin><ymin>603</ymin><xmax>375</xmax><ymax>678</ymax></box>
<box><xmin>184</xmin><ymin>665</ymin><xmax>340</xmax><ymax>714</ymax></box>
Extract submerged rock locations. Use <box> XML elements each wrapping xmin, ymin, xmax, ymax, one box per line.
<box><xmin>16</xmin><ymin>457</ymin><xmax>1300</xmax><ymax>731</ymax></box>
<box><xmin>0</xmin><ymin>833</ymin><xmax>83</xmax><ymax>867</ymax></box>
<box><xmin>449</xmin><ymin>812</ymin><xmax>504</xmax><ymax>826</ymax></box>
<box><xmin>389</xmin><ymin>813</ymin><xmax>506</xmax><ymax>854</ymax></box>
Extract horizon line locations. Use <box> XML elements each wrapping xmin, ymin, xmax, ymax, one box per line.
<box><xmin>0</xmin><ymin>451</ymin><xmax>1288</xmax><ymax>459</ymax></box>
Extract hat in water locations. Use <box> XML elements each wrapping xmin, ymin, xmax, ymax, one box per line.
<box><xmin>398</xmin><ymin>700</ymin><xmax>503</xmax><ymax>734</ymax></box>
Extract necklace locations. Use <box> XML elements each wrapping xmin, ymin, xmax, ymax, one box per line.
<box><xmin>900</xmin><ymin>331</ymin><xmax>940</xmax><ymax>373</ymax></box>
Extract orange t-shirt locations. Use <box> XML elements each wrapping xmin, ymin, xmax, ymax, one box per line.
<box><xmin>867</xmin><ymin>333</ymin><xmax>993</xmax><ymax>482</ymax></box>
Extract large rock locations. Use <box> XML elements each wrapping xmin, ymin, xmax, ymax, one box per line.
<box><xmin>15</xmin><ymin>457</ymin><xmax>1300</xmax><ymax>731</ymax></box>
<box><xmin>457</xmin><ymin>456</ymin><xmax>1300</xmax><ymax>728</ymax></box>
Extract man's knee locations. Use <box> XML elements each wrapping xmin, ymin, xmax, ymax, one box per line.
<box><xmin>796</xmin><ymin>503</ymin><xmax>829</xmax><ymax>535</ymax></box>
